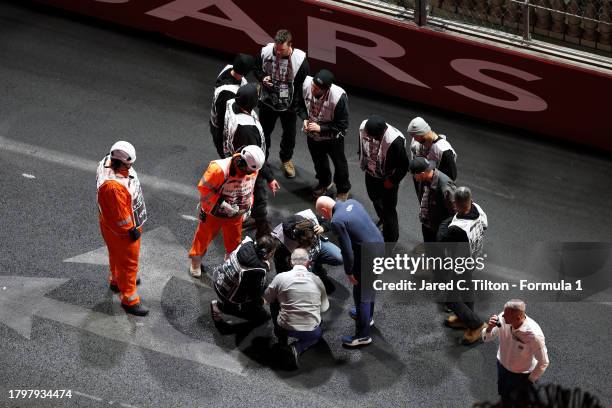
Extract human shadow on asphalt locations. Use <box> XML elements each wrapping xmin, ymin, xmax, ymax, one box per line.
<box><xmin>78</xmin><ymin>294</ymin><xmax>129</xmax><ymax>370</ymax></box>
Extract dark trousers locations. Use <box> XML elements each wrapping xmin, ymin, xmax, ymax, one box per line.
<box><xmin>306</xmin><ymin>137</ymin><xmax>351</xmax><ymax>194</ymax></box>
<box><xmin>352</xmin><ymin>282</ymin><xmax>375</xmax><ymax>338</ymax></box>
<box><xmin>209</xmin><ymin>121</ymin><xmax>224</xmax><ymax>158</ymax></box>
<box><xmin>448</xmin><ymin>302</ymin><xmax>482</xmax><ymax>329</ymax></box>
<box><xmin>252</xmin><ymin>173</ymin><xmax>269</xmax><ymax>220</ymax></box>
<box><xmin>365</xmin><ymin>173</ymin><xmax>400</xmax><ymax>242</ymax></box>
<box><xmin>277</xmin><ymin>325</ymin><xmax>323</xmax><ymax>354</ymax></box>
<box><xmin>497</xmin><ymin>360</ymin><xmax>532</xmax><ymax>407</ymax></box>
<box><xmin>258</xmin><ymin>104</ymin><xmax>296</xmax><ymax>162</ymax></box>
<box><xmin>217</xmin><ymin>299</ymin><xmax>269</xmax><ymax>323</ymax></box>
<box><xmin>352</xmin><ymin>256</ymin><xmax>375</xmax><ymax>338</ymax></box>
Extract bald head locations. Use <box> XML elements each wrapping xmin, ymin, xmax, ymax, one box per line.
<box><xmin>315</xmin><ymin>196</ymin><xmax>336</xmax><ymax>220</ymax></box>
<box><xmin>291</xmin><ymin>248</ymin><xmax>310</xmax><ymax>267</ymax></box>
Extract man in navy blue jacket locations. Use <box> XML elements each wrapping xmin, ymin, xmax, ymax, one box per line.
<box><xmin>316</xmin><ymin>196</ymin><xmax>383</xmax><ymax>347</ymax></box>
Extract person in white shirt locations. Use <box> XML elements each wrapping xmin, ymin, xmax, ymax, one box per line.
<box><xmin>482</xmin><ymin>299</ymin><xmax>550</xmax><ymax>406</ymax></box>
<box><xmin>264</xmin><ymin>248</ymin><xmax>329</xmax><ymax>368</ymax></box>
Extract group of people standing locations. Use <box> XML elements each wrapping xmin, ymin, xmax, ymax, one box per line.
<box><xmin>94</xmin><ymin>27</ymin><xmax>549</xmax><ymax>399</ymax></box>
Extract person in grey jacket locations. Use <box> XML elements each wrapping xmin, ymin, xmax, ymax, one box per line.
<box><xmin>409</xmin><ymin>157</ymin><xmax>457</xmax><ymax>243</ymax></box>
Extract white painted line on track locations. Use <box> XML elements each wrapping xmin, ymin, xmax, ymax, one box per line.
<box><xmin>0</xmin><ymin>136</ymin><xmax>197</xmax><ymax>199</ymax></box>
<box><xmin>73</xmin><ymin>390</ymin><xmax>103</xmax><ymax>402</ymax></box>
<box><xmin>73</xmin><ymin>390</ymin><xmax>140</xmax><ymax>407</ymax></box>
<box><xmin>181</xmin><ymin>214</ymin><xmax>198</xmax><ymax>222</ymax></box>
<box><xmin>21</xmin><ymin>173</ymin><xmax>36</xmax><ymax>179</ymax></box>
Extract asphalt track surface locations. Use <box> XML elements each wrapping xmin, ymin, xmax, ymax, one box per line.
<box><xmin>1</xmin><ymin>2</ymin><xmax>612</xmax><ymax>407</ymax></box>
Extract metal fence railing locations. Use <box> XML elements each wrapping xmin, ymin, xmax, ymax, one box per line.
<box><xmin>328</xmin><ymin>0</ymin><xmax>612</xmax><ymax>65</ymax></box>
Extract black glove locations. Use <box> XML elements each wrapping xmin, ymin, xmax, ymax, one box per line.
<box><xmin>199</xmin><ymin>208</ymin><xmax>207</xmax><ymax>222</ymax></box>
<box><xmin>128</xmin><ymin>227</ymin><xmax>141</xmax><ymax>242</ymax></box>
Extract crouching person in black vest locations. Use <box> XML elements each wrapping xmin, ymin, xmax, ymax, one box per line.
<box><xmin>210</xmin><ymin>235</ymin><xmax>278</xmax><ymax>327</ymax></box>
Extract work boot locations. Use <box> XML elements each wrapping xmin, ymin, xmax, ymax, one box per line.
<box><xmin>444</xmin><ymin>314</ymin><xmax>467</xmax><ymax>329</ymax></box>
<box><xmin>461</xmin><ymin>323</ymin><xmax>487</xmax><ymax>345</ymax></box>
<box><xmin>121</xmin><ymin>302</ymin><xmax>149</xmax><ymax>316</ymax></box>
<box><xmin>336</xmin><ymin>192</ymin><xmax>349</xmax><ymax>201</ymax></box>
<box><xmin>281</xmin><ymin>160</ymin><xmax>296</xmax><ymax>178</ymax></box>
<box><xmin>312</xmin><ymin>182</ymin><xmax>333</xmax><ymax>198</ymax></box>
<box><xmin>109</xmin><ymin>277</ymin><xmax>140</xmax><ymax>293</ymax></box>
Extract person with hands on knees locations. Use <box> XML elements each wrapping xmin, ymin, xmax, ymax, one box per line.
<box><xmin>482</xmin><ymin>299</ymin><xmax>550</xmax><ymax>407</ymax></box>
<box><xmin>316</xmin><ymin>196</ymin><xmax>384</xmax><ymax>348</ymax></box>
<box><xmin>188</xmin><ymin>145</ymin><xmax>265</xmax><ymax>278</ymax></box>
<box><xmin>96</xmin><ymin>141</ymin><xmax>148</xmax><ymax>316</ymax></box>
<box><xmin>358</xmin><ymin>115</ymin><xmax>409</xmax><ymax>242</ymax></box>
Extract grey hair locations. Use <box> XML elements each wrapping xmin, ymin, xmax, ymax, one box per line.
<box><xmin>455</xmin><ymin>186</ymin><xmax>472</xmax><ymax>206</ymax></box>
<box><xmin>274</xmin><ymin>29</ymin><xmax>293</xmax><ymax>44</ymax></box>
<box><xmin>504</xmin><ymin>299</ymin><xmax>526</xmax><ymax>312</ymax></box>
<box><xmin>291</xmin><ymin>248</ymin><xmax>310</xmax><ymax>267</ymax></box>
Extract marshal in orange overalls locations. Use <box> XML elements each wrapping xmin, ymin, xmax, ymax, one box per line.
<box><xmin>97</xmin><ymin>156</ymin><xmax>146</xmax><ymax>306</ymax></box>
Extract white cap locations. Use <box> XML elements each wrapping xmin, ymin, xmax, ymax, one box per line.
<box><xmin>240</xmin><ymin>145</ymin><xmax>265</xmax><ymax>171</ymax></box>
<box><xmin>110</xmin><ymin>141</ymin><xmax>136</xmax><ymax>164</ymax></box>
<box><xmin>407</xmin><ymin>117</ymin><xmax>431</xmax><ymax>137</ymax></box>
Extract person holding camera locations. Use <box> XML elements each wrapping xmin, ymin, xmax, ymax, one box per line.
<box><xmin>271</xmin><ymin>208</ymin><xmax>343</xmax><ymax>294</ymax></box>
<box><xmin>296</xmin><ymin>69</ymin><xmax>350</xmax><ymax>201</ymax></box>
<box><xmin>254</xmin><ymin>29</ymin><xmax>310</xmax><ymax>179</ymax></box>
<box><xmin>188</xmin><ymin>146</ymin><xmax>265</xmax><ymax>277</ymax></box>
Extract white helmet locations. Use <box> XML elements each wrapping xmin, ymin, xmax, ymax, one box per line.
<box><xmin>240</xmin><ymin>145</ymin><xmax>265</xmax><ymax>172</ymax></box>
<box><xmin>110</xmin><ymin>141</ymin><xmax>136</xmax><ymax>164</ymax></box>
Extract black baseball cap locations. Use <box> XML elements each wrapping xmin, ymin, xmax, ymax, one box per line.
<box><xmin>365</xmin><ymin>115</ymin><xmax>387</xmax><ymax>137</ymax></box>
<box><xmin>313</xmin><ymin>69</ymin><xmax>334</xmax><ymax>90</ymax></box>
<box><xmin>409</xmin><ymin>157</ymin><xmax>435</xmax><ymax>174</ymax></box>
<box><xmin>232</xmin><ymin>53</ymin><xmax>254</xmax><ymax>76</ymax></box>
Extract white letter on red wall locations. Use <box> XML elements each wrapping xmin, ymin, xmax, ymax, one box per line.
<box><xmin>446</xmin><ymin>59</ymin><xmax>547</xmax><ymax>111</ymax></box>
<box><xmin>146</xmin><ymin>0</ymin><xmax>272</xmax><ymax>45</ymax></box>
<box><xmin>307</xmin><ymin>17</ymin><xmax>429</xmax><ymax>88</ymax></box>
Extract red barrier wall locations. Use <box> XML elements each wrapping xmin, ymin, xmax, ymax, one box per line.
<box><xmin>35</xmin><ymin>0</ymin><xmax>612</xmax><ymax>150</ymax></box>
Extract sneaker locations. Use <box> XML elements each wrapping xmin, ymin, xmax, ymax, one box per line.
<box><xmin>349</xmin><ymin>307</ymin><xmax>374</xmax><ymax>326</ymax></box>
<box><xmin>281</xmin><ymin>160</ymin><xmax>296</xmax><ymax>178</ymax></box>
<box><xmin>288</xmin><ymin>344</ymin><xmax>300</xmax><ymax>369</ymax></box>
<box><xmin>121</xmin><ymin>302</ymin><xmax>149</xmax><ymax>316</ymax></box>
<box><xmin>342</xmin><ymin>335</ymin><xmax>372</xmax><ymax>348</ymax></box>
<box><xmin>189</xmin><ymin>264</ymin><xmax>202</xmax><ymax>278</ymax></box>
<box><xmin>461</xmin><ymin>323</ymin><xmax>487</xmax><ymax>345</ymax></box>
<box><xmin>444</xmin><ymin>314</ymin><xmax>467</xmax><ymax>329</ymax></box>
<box><xmin>210</xmin><ymin>300</ymin><xmax>223</xmax><ymax>323</ymax></box>
<box><xmin>336</xmin><ymin>192</ymin><xmax>349</xmax><ymax>201</ymax></box>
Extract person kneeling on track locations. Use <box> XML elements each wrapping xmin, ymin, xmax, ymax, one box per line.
<box><xmin>210</xmin><ymin>235</ymin><xmax>277</xmax><ymax>327</ymax></box>
<box><xmin>264</xmin><ymin>249</ymin><xmax>329</xmax><ymax>369</ymax></box>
